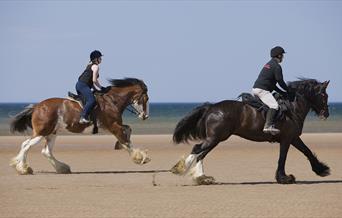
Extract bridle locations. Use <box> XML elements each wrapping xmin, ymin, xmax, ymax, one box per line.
<box><xmin>125</xmin><ymin>92</ymin><xmax>147</xmax><ymax>116</ymax></box>
<box><xmin>126</xmin><ymin>103</ymin><xmax>141</xmax><ymax>115</ymax></box>
<box><xmin>302</xmin><ymin>92</ymin><xmax>328</xmax><ymax>116</ymax></box>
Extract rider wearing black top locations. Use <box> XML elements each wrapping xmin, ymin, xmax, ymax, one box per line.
<box><xmin>75</xmin><ymin>50</ymin><xmax>105</xmax><ymax>124</ymax></box>
<box><xmin>78</xmin><ymin>63</ymin><xmax>99</xmax><ymax>88</ymax></box>
<box><xmin>253</xmin><ymin>58</ymin><xmax>289</xmax><ymax>93</ymax></box>
<box><xmin>252</xmin><ymin>46</ymin><xmax>289</xmax><ymax>134</ymax></box>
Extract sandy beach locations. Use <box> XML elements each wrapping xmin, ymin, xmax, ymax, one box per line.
<box><xmin>0</xmin><ymin>133</ymin><xmax>341</xmax><ymax>218</ymax></box>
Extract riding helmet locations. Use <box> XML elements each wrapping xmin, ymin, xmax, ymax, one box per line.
<box><xmin>270</xmin><ymin>46</ymin><xmax>286</xmax><ymax>58</ymax></box>
<box><xmin>90</xmin><ymin>50</ymin><xmax>103</xmax><ymax>61</ymax></box>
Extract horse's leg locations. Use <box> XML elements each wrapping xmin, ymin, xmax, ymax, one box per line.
<box><xmin>171</xmin><ymin>143</ymin><xmax>202</xmax><ymax>175</ymax></box>
<box><xmin>190</xmin><ymin>138</ymin><xmax>221</xmax><ymax>185</ymax></box>
<box><xmin>291</xmin><ymin>136</ymin><xmax>330</xmax><ymax>177</ymax></box>
<box><xmin>109</xmin><ymin>123</ymin><xmax>150</xmax><ymax>164</ymax></box>
<box><xmin>275</xmin><ymin>140</ymin><xmax>296</xmax><ymax>184</ymax></box>
<box><xmin>172</xmin><ymin>138</ymin><xmax>220</xmax><ymax>185</ymax></box>
<box><xmin>114</xmin><ymin>125</ymin><xmax>131</xmax><ymax>150</ymax></box>
<box><xmin>110</xmin><ymin>123</ymin><xmax>131</xmax><ymax>150</ymax></box>
<box><xmin>10</xmin><ymin>135</ymin><xmax>43</xmax><ymax>175</ymax></box>
<box><xmin>41</xmin><ymin>134</ymin><xmax>71</xmax><ymax>174</ymax></box>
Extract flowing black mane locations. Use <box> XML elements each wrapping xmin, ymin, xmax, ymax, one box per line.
<box><xmin>108</xmin><ymin>78</ymin><xmax>148</xmax><ymax>92</ymax></box>
<box><xmin>288</xmin><ymin>78</ymin><xmax>319</xmax><ymax>97</ymax></box>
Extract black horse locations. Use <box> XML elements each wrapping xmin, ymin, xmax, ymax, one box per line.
<box><xmin>171</xmin><ymin>79</ymin><xmax>330</xmax><ymax>185</ymax></box>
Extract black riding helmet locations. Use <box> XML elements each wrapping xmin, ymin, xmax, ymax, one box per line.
<box><xmin>270</xmin><ymin>46</ymin><xmax>286</xmax><ymax>58</ymax></box>
<box><xmin>90</xmin><ymin>50</ymin><xmax>103</xmax><ymax>61</ymax></box>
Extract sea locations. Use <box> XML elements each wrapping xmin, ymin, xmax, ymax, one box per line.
<box><xmin>0</xmin><ymin>102</ymin><xmax>341</xmax><ymax>136</ymax></box>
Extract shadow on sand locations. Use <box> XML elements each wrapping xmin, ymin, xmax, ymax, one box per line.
<box><xmin>203</xmin><ymin>180</ymin><xmax>342</xmax><ymax>186</ymax></box>
<box><xmin>36</xmin><ymin>170</ymin><xmax>342</xmax><ymax>185</ymax></box>
<box><xmin>37</xmin><ymin>169</ymin><xmax>170</xmax><ymax>175</ymax></box>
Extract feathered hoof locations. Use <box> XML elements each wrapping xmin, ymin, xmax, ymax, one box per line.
<box><xmin>313</xmin><ymin>162</ymin><xmax>330</xmax><ymax>177</ymax></box>
<box><xmin>131</xmin><ymin>148</ymin><xmax>151</xmax><ymax>165</ymax></box>
<box><xmin>276</xmin><ymin>174</ymin><xmax>296</xmax><ymax>184</ymax></box>
<box><xmin>56</xmin><ymin>165</ymin><xmax>72</xmax><ymax>174</ymax></box>
<box><xmin>318</xmin><ymin>168</ymin><xmax>330</xmax><ymax>177</ymax></box>
<box><xmin>170</xmin><ymin>157</ymin><xmax>186</xmax><ymax>175</ymax></box>
<box><xmin>194</xmin><ymin>175</ymin><xmax>216</xmax><ymax>185</ymax></box>
<box><xmin>9</xmin><ymin>158</ymin><xmax>18</xmax><ymax>167</ymax></box>
<box><xmin>16</xmin><ymin>165</ymin><xmax>33</xmax><ymax>175</ymax></box>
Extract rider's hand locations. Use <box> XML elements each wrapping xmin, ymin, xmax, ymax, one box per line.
<box><xmin>278</xmin><ymin>90</ymin><xmax>287</xmax><ymax>98</ymax></box>
<box><xmin>288</xmin><ymin>91</ymin><xmax>295</xmax><ymax>101</ymax></box>
<box><xmin>100</xmin><ymin>86</ymin><xmax>107</xmax><ymax>93</ymax></box>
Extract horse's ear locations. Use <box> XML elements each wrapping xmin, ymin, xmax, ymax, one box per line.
<box><xmin>323</xmin><ymin>80</ymin><xmax>330</xmax><ymax>89</ymax></box>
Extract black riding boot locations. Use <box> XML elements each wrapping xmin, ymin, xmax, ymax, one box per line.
<box><xmin>263</xmin><ymin>109</ymin><xmax>280</xmax><ymax>134</ymax></box>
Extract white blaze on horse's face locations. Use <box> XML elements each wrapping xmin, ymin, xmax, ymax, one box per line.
<box><xmin>132</xmin><ymin>99</ymin><xmax>149</xmax><ymax>120</ymax></box>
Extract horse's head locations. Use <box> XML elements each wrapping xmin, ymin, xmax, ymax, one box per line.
<box><xmin>310</xmin><ymin>80</ymin><xmax>330</xmax><ymax>119</ymax></box>
<box><xmin>109</xmin><ymin>78</ymin><xmax>149</xmax><ymax>120</ymax></box>
<box><xmin>289</xmin><ymin>79</ymin><xmax>330</xmax><ymax>119</ymax></box>
<box><xmin>130</xmin><ymin>82</ymin><xmax>149</xmax><ymax>120</ymax></box>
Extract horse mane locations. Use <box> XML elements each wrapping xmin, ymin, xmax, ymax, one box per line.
<box><xmin>288</xmin><ymin>78</ymin><xmax>320</xmax><ymax>97</ymax></box>
<box><xmin>108</xmin><ymin>78</ymin><xmax>148</xmax><ymax>92</ymax></box>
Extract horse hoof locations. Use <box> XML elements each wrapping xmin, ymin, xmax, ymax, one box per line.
<box><xmin>26</xmin><ymin>167</ymin><xmax>34</xmax><ymax>174</ymax></box>
<box><xmin>194</xmin><ymin>175</ymin><xmax>216</xmax><ymax>185</ymax></box>
<box><xmin>57</xmin><ymin>169</ymin><xmax>71</xmax><ymax>174</ymax></box>
<box><xmin>276</xmin><ymin>174</ymin><xmax>296</xmax><ymax>184</ymax></box>
<box><xmin>17</xmin><ymin>166</ymin><xmax>34</xmax><ymax>175</ymax></box>
<box><xmin>314</xmin><ymin>163</ymin><xmax>330</xmax><ymax>177</ymax></box>
<box><xmin>318</xmin><ymin>169</ymin><xmax>330</xmax><ymax>177</ymax></box>
<box><xmin>56</xmin><ymin>166</ymin><xmax>72</xmax><ymax>174</ymax></box>
<box><xmin>131</xmin><ymin>148</ymin><xmax>151</xmax><ymax>165</ymax></box>
<box><xmin>171</xmin><ymin>158</ymin><xmax>186</xmax><ymax>175</ymax></box>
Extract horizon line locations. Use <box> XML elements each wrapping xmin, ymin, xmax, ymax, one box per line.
<box><xmin>1</xmin><ymin>101</ymin><xmax>342</xmax><ymax>104</ymax></box>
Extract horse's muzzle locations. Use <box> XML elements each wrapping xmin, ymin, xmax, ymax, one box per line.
<box><xmin>139</xmin><ymin>113</ymin><xmax>149</xmax><ymax>120</ymax></box>
<box><xmin>319</xmin><ymin>109</ymin><xmax>329</xmax><ymax>120</ymax></box>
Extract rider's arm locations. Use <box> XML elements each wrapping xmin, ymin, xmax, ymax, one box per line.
<box><xmin>92</xmin><ymin>65</ymin><xmax>102</xmax><ymax>91</ymax></box>
<box><xmin>274</xmin><ymin>66</ymin><xmax>289</xmax><ymax>92</ymax></box>
<box><xmin>274</xmin><ymin>86</ymin><xmax>287</xmax><ymax>95</ymax></box>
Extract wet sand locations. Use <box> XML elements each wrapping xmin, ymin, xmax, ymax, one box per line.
<box><xmin>1</xmin><ymin>133</ymin><xmax>342</xmax><ymax>218</ymax></box>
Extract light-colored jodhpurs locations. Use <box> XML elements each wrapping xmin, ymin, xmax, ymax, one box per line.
<box><xmin>252</xmin><ymin>88</ymin><xmax>279</xmax><ymax>110</ymax></box>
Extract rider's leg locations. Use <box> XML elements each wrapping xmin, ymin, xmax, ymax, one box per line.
<box><xmin>76</xmin><ymin>81</ymin><xmax>96</xmax><ymax>123</ymax></box>
<box><xmin>252</xmin><ymin>88</ymin><xmax>280</xmax><ymax>134</ymax></box>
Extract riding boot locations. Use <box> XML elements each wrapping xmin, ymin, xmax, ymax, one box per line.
<box><xmin>79</xmin><ymin>117</ymin><xmax>90</xmax><ymax>124</ymax></box>
<box><xmin>263</xmin><ymin>109</ymin><xmax>280</xmax><ymax>134</ymax></box>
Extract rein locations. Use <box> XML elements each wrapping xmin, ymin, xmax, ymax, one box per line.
<box><xmin>125</xmin><ymin>103</ymin><xmax>140</xmax><ymax>116</ymax></box>
<box><xmin>98</xmin><ymin>86</ymin><xmax>145</xmax><ymax>117</ymax></box>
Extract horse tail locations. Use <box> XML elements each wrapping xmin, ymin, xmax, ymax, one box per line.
<box><xmin>10</xmin><ymin>104</ymin><xmax>34</xmax><ymax>133</ymax></box>
<box><xmin>173</xmin><ymin>103</ymin><xmax>211</xmax><ymax>144</ymax></box>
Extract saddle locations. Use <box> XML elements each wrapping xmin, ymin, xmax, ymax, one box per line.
<box><xmin>67</xmin><ymin>91</ymin><xmax>99</xmax><ymax>134</ymax></box>
<box><xmin>238</xmin><ymin>92</ymin><xmax>292</xmax><ymax>121</ymax></box>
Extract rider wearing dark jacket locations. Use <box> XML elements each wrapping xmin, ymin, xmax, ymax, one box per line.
<box><xmin>253</xmin><ymin>57</ymin><xmax>289</xmax><ymax>93</ymax></box>
<box><xmin>252</xmin><ymin>46</ymin><xmax>289</xmax><ymax>134</ymax></box>
<box><xmin>76</xmin><ymin>50</ymin><xmax>105</xmax><ymax>124</ymax></box>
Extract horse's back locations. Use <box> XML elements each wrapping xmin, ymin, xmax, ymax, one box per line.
<box><xmin>212</xmin><ymin>100</ymin><xmax>260</xmax><ymax>118</ymax></box>
<box><xmin>31</xmin><ymin>98</ymin><xmax>82</xmax><ymax>135</ymax></box>
<box><xmin>209</xmin><ymin>100</ymin><xmax>270</xmax><ymax>138</ymax></box>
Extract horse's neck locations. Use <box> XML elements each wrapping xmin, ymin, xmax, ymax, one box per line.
<box><xmin>103</xmin><ymin>87</ymin><xmax>135</xmax><ymax>112</ymax></box>
<box><xmin>291</xmin><ymin>93</ymin><xmax>311</xmax><ymax>127</ymax></box>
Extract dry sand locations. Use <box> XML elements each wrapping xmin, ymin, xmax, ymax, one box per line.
<box><xmin>0</xmin><ymin>133</ymin><xmax>341</xmax><ymax>218</ymax></box>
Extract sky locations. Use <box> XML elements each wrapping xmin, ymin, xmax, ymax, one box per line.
<box><xmin>0</xmin><ymin>0</ymin><xmax>341</xmax><ymax>103</ymax></box>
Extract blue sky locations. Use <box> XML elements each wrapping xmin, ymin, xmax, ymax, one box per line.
<box><xmin>1</xmin><ymin>1</ymin><xmax>341</xmax><ymax>102</ymax></box>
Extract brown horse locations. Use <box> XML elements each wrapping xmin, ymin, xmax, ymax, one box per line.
<box><xmin>171</xmin><ymin>79</ymin><xmax>330</xmax><ymax>185</ymax></box>
<box><xmin>10</xmin><ymin>78</ymin><xmax>150</xmax><ymax>175</ymax></box>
